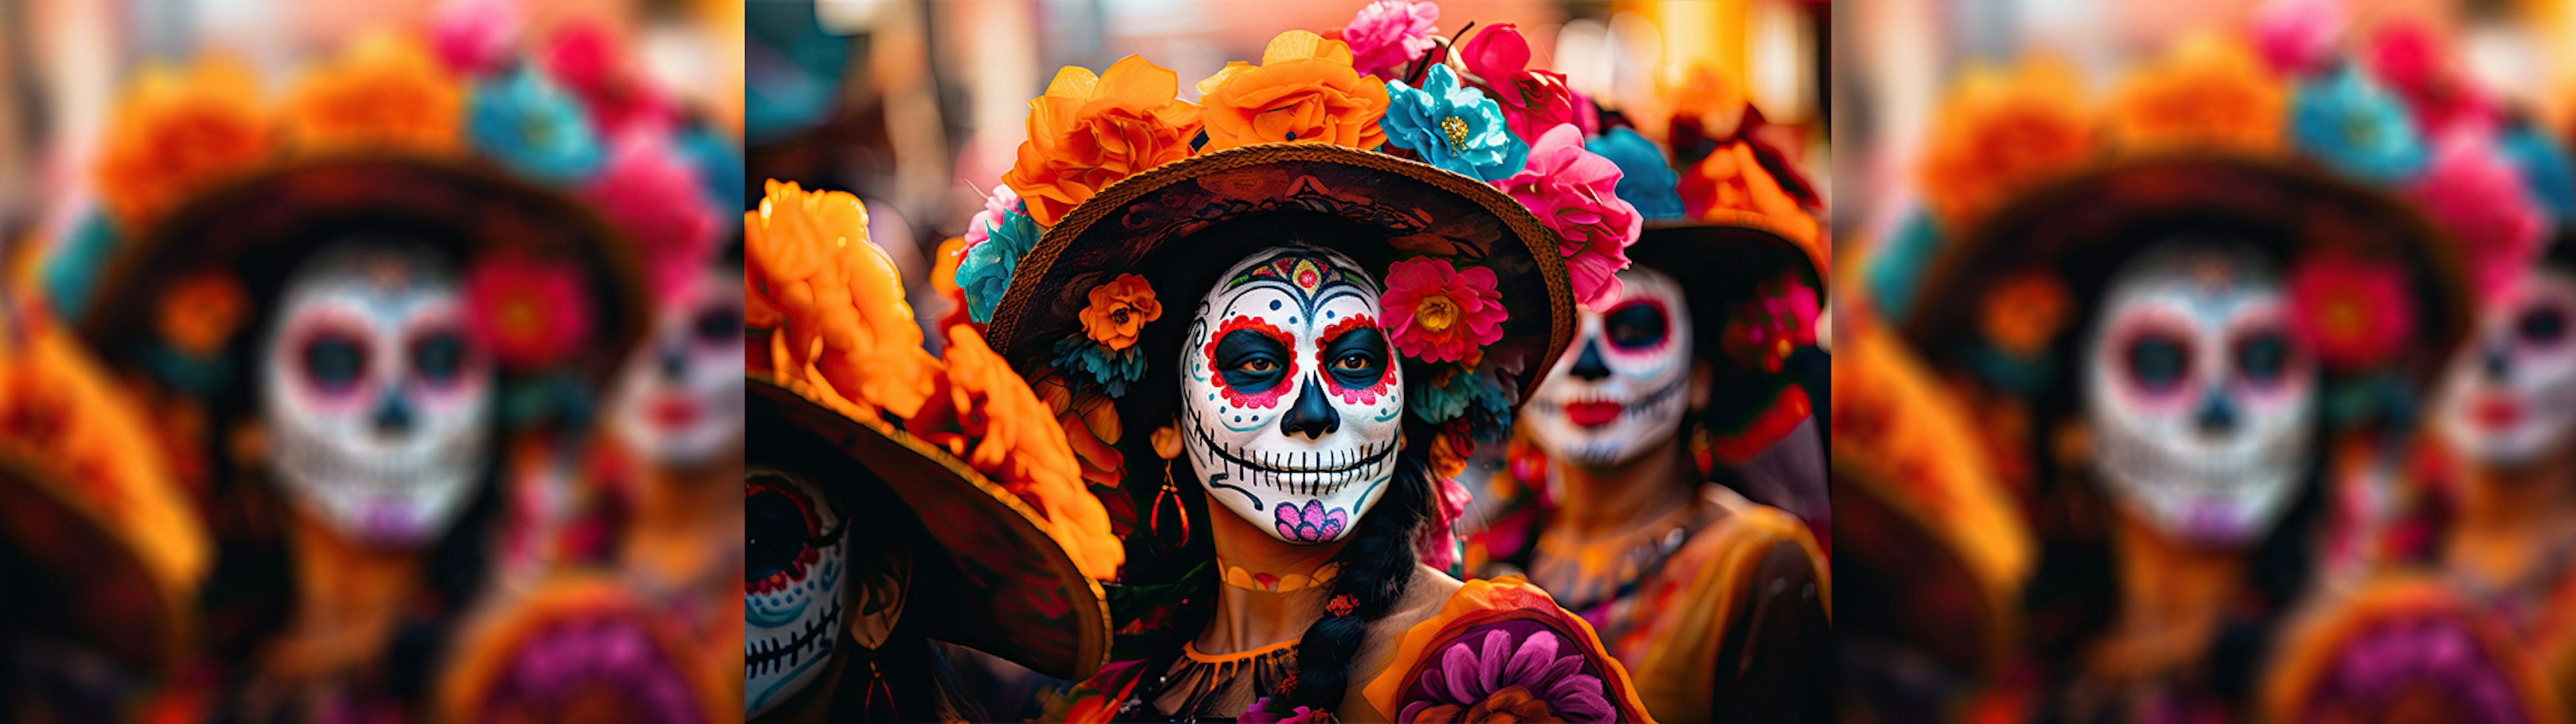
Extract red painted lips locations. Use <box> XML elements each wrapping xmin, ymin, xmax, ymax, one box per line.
<box><xmin>1564</xmin><ymin>401</ymin><xmax>1624</xmax><ymax>427</ymax></box>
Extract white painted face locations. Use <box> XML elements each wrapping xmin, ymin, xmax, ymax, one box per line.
<box><xmin>1523</xmin><ymin>268</ymin><xmax>1693</xmax><ymax>467</ymax></box>
<box><xmin>1180</xmin><ymin>246</ymin><xmax>1405</xmax><ymax>545</ymax></box>
<box><xmin>610</xmin><ymin>265</ymin><xmax>747</xmax><ymax>468</ymax></box>
<box><xmin>260</xmin><ymin>243</ymin><xmax>491</xmax><ymax>547</ymax></box>
<box><xmin>2435</xmin><ymin>269</ymin><xmax>2576</xmax><ymax>467</ymax></box>
<box><xmin>2082</xmin><ymin>243</ymin><xmax>2314</xmax><ymax>548</ymax></box>
<box><xmin>743</xmin><ymin>465</ymin><xmax>847</xmax><ymax>718</ymax></box>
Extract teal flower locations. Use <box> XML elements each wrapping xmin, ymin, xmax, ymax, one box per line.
<box><xmin>957</xmin><ymin>206</ymin><xmax>1040</xmax><ymax>323</ymax></box>
<box><xmin>468</xmin><ymin>66</ymin><xmax>605</xmax><ymax>184</ymax></box>
<box><xmin>1383</xmin><ymin>65</ymin><xmax>1527</xmax><ymax>182</ymax></box>
<box><xmin>2290</xmin><ymin>66</ymin><xmax>2427</xmax><ymax>184</ymax></box>
<box><xmin>2502</xmin><ymin>124</ymin><xmax>2576</xmax><ymax>225</ymax></box>
<box><xmin>41</xmin><ymin>211</ymin><xmax>119</xmax><ymax>320</ymax></box>
<box><xmin>1410</xmin><ymin>366</ymin><xmax>1479</xmax><ymax>424</ymax></box>
<box><xmin>1051</xmin><ymin>334</ymin><xmax>1148</xmax><ymax>398</ymax></box>
<box><xmin>1587</xmin><ymin>127</ymin><xmax>1684</xmax><ymax>221</ymax></box>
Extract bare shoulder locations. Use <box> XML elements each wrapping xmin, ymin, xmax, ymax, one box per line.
<box><xmin>1340</xmin><ymin>565</ymin><xmax>1463</xmax><ymax>719</ymax></box>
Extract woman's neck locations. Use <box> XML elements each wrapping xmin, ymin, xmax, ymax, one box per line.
<box><xmin>2448</xmin><ymin>446</ymin><xmax>2576</xmax><ymax>587</ymax></box>
<box><xmin>277</xmin><ymin>510</ymin><xmax>424</xmax><ymax>675</ymax></box>
<box><xmin>2096</xmin><ymin>509</ymin><xmax>2245</xmax><ymax>677</ymax></box>
<box><xmin>1549</xmin><ymin>436</ymin><xmax>1697</xmax><ymax>542</ymax></box>
<box><xmin>623</xmin><ymin>454</ymin><xmax>743</xmax><ymax>591</ymax></box>
<box><xmin>1197</xmin><ymin>505</ymin><xmax>1343</xmax><ymax>654</ymax></box>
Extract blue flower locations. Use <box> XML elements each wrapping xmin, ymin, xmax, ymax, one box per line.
<box><xmin>1862</xmin><ymin>210</ymin><xmax>1945</xmax><ymax>322</ymax></box>
<box><xmin>1383</xmin><ymin>65</ymin><xmax>1527</xmax><ymax>182</ymax></box>
<box><xmin>1051</xmin><ymin>334</ymin><xmax>1148</xmax><ymax>398</ymax></box>
<box><xmin>957</xmin><ymin>206</ymin><xmax>1040</xmax><ymax>323</ymax></box>
<box><xmin>2290</xmin><ymin>66</ymin><xmax>2428</xmax><ymax>185</ymax></box>
<box><xmin>41</xmin><ymin>211</ymin><xmax>120</xmax><ymax>320</ymax></box>
<box><xmin>468</xmin><ymin>67</ymin><xmax>605</xmax><ymax>184</ymax></box>
<box><xmin>677</xmin><ymin>125</ymin><xmax>748</xmax><ymax>217</ymax></box>
<box><xmin>1410</xmin><ymin>367</ymin><xmax>1479</xmax><ymax>424</ymax></box>
<box><xmin>2501</xmin><ymin>124</ymin><xmax>2576</xmax><ymax>227</ymax></box>
<box><xmin>1587</xmin><ymin>127</ymin><xmax>1684</xmax><ymax>221</ymax></box>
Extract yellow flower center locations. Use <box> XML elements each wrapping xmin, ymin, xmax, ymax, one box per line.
<box><xmin>1441</xmin><ymin>116</ymin><xmax>1470</xmax><ymax>150</ymax></box>
<box><xmin>1417</xmin><ymin>294</ymin><xmax>1460</xmax><ymax>333</ymax></box>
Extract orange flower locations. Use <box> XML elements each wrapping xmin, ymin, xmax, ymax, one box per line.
<box><xmin>1979</xmin><ymin>272</ymin><xmax>2072</xmax><ymax>356</ymax></box>
<box><xmin>1915</xmin><ymin>58</ymin><xmax>2097</xmax><ymax>232</ymax></box>
<box><xmin>93</xmin><ymin>56</ymin><xmax>276</xmax><ymax>230</ymax></box>
<box><xmin>1078</xmin><ymin>274</ymin><xmax>1163</xmax><ymax>350</ymax></box>
<box><xmin>1196</xmin><ymin>30</ymin><xmax>1389</xmax><ymax>153</ymax></box>
<box><xmin>155</xmin><ymin>272</ymin><xmax>250</xmax><ymax>357</ymax></box>
<box><xmin>288</xmin><ymin>32</ymin><xmax>467</xmax><ymax>156</ymax></box>
<box><xmin>744</xmin><ymin>179</ymin><xmax>940</xmax><ymax>419</ymax></box>
<box><xmin>1004</xmin><ymin>56</ymin><xmax>1202</xmax><ymax>227</ymax></box>
<box><xmin>913</xmin><ymin>327</ymin><xmax>1124</xmax><ymax>581</ymax></box>
<box><xmin>929</xmin><ymin>235</ymin><xmax>974</xmax><ymax>335</ymax></box>
<box><xmin>1682</xmin><ymin>141</ymin><xmax>1821</xmax><ymax>247</ymax></box>
<box><xmin>1034</xmin><ymin>373</ymin><xmax>1128</xmax><ymax>489</ymax></box>
<box><xmin>2108</xmin><ymin>31</ymin><xmax>2288</xmax><ymax>156</ymax></box>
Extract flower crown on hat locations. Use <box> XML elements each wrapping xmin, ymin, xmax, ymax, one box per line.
<box><xmin>948</xmin><ymin>0</ymin><xmax>1643</xmax><ymax>572</ymax></box>
<box><xmin>746</xmin><ymin>180</ymin><xmax>1124</xmax><ymax>583</ymax></box>
<box><xmin>1871</xmin><ymin>15</ymin><xmax>2567</xmax><ymax>403</ymax></box>
<box><xmin>56</xmin><ymin>12</ymin><xmax>738</xmax><ymax>406</ymax></box>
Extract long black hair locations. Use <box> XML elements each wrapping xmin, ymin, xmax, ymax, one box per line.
<box><xmin>1094</xmin><ymin>210</ymin><xmax>1446</xmax><ymax>719</ymax></box>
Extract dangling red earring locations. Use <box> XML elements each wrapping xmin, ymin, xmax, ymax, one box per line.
<box><xmin>1150</xmin><ymin>458</ymin><xmax>1190</xmax><ymax>549</ymax></box>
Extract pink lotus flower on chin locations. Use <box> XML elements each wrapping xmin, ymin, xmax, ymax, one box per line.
<box><xmin>2410</xmin><ymin>131</ymin><xmax>2544</xmax><ymax>311</ymax></box>
<box><xmin>1339</xmin><ymin>0</ymin><xmax>1440</xmax><ymax>80</ymax></box>
<box><xmin>1459</xmin><ymin>23</ymin><xmax>1577</xmax><ymax>144</ymax></box>
<box><xmin>1275</xmin><ymin>499</ymin><xmax>1349</xmax><ymax>543</ymax></box>
<box><xmin>963</xmin><ymin>183</ymin><xmax>1020</xmax><ymax>251</ymax></box>
<box><xmin>1497</xmin><ymin>124</ymin><xmax>1640</xmax><ymax>308</ymax></box>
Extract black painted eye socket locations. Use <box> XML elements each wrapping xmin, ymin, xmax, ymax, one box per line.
<box><xmin>1604</xmin><ymin>302</ymin><xmax>1669</xmax><ymax>351</ymax></box>
<box><xmin>746</xmin><ymin>475</ymin><xmax>828</xmax><ymax>585</ymax></box>
<box><xmin>1215</xmin><ymin>328</ymin><xmax>1291</xmax><ymax>394</ymax></box>
<box><xmin>303</xmin><ymin>334</ymin><xmax>368</xmax><ymax>393</ymax></box>
<box><xmin>411</xmin><ymin>330</ymin><xmax>470</xmax><ymax>385</ymax></box>
<box><xmin>2234</xmin><ymin>330</ymin><xmax>2292</xmax><ymax>385</ymax></box>
<box><xmin>2518</xmin><ymin>304</ymin><xmax>2567</xmax><ymax>347</ymax></box>
<box><xmin>1322</xmin><ymin>328</ymin><xmax>1388</xmax><ymax>389</ymax></box>
<box><xmin>694</xmin><ymin>304</ymin><xmax>744</xmax><ymax>345</ymax></box>
<box><xmin>2125</xmin><ymin>334</ymin><xmax>2192</xmax><ymax>393</ymax></box>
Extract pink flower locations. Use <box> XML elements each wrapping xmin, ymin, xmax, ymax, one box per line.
<box><xmin>586</xmin><ymin>131</ymin><xmax>716</xmax><ymax>294</ymax></box>
<box><xmin>1339</xmin><ymin>0</ymin><xmax>1440</xmax><ymax>79</ymax></box>
<box><xmin>2363</xmin><ymin>21</ymin><xmax>2497</xmax><ymax>135</ymax></box>
<box><xmin>467</xmin><ymin>253</ymin><xmax>596</xmax><ymax>371</ymax></box>
<box><xmin>1381</xmin><ymin>257</ymin><xmax>1507</xmax><ymax>364</ymax></box>
<box><xmin>1459</xmin><ymin>23</ymin><xmax>1576</xmax><ymax>144</ymax></box>
<box><xmin>1418</xmin><ymin>473</ymin><xmax>1472</xmax><ymax>571</ymax></box>
<box><xmin>2254</xmin><ymin>0</ymin><xmax>2341</xmax><ymax>74</ymax></box>
<box><xmin>1721</xmin><ymin>271</ymin><xmax>1824</xmax><ymax>374</ymax></box>
<box><xmin>2290</xmin><ymin>253</ymin><xmax>2416</xmax><ymax>373</ymax></box>
<box><xmin>1496</xmin><ymin>124</ymin><xmax>1640</xmax><ymax>308</ymax></box>
<box><xmin>963</xmin><ymin>183</ymin><xmax>1020</xmax><ymax>251</ymax></box>
<box><xmin>541</xmin><ymin>21</ymin><xmax>673</xmax><ymax>135</ymax></box>
<box><xmin>431</xmin><ymin>0</ymin><xmax>519</xmax><ymax>75</ymax></box>
<box><xmin>2410</xmin><ymin>131</ymin><xmax>2543</xmax><ymax>310</ymax></box>
<box><xmin>1275</xmin><ymin>499</ymin><xmax>1349</xmax><ymax>543</ymax></box>
<box><xmin>1397</xmin><ymin>627</ymin><xmax>1615</xmax><ymax>723</ymax></box>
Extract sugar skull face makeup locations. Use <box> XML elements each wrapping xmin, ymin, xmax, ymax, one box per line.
<box><xmin>2081</xmin><ymin>243</ymin><xmax>2314</xmax><ymax>548</ymax></box>
<box><xmin>2434</xmin><ymin>269</ymin><xmax>2576</xmax><ymax>467</ymax></box>
<box><xmin>610</xmin><ymin>264</ymin><xmax>747</xmax><ymax>468</ymax></box>
<box><xmin>1180</xmin><ymin>246</ymin><xmax>1405</xmax><ymax>545</ymax></box>
<box><xmin>744</xmin><ymin>465</ymin><xmax>849</xmax><ymax>718</ymax></box>
<box><xmin>1524</xmin><ymin>268</ymin><xmax>1693</xmax><ymax>467</ymax></box>
<box><xmin>260</xmin><ymin>243</ymin><xmax>490</xmax><ymax>547</ymax></box>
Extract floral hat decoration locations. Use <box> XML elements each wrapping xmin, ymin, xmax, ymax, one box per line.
<box><xmin>53</xmin><ymin>13</ymin><xmax>739</xmax><ymax>433</ymax></box>
<box><xmin>952</xmin><ymin>0</ymin><xmax>1640</xmax><ymax>587</ymax></box>
<box><xmin>1874</xmin><ymin>18</ymin><xmax>2491</xmax><ymax>433</ymax></box>
<box><xmin>745</xmin><ymin>180</ymin><xmax>1123</xmax><ymax>680</ymax></box>
<box><xmin>1580</xmin><ymin>61</ymin><xmax>1829</xmax><ymax>468</ymax></box>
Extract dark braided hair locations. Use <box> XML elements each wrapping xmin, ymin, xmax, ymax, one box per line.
<box><xmin>1265</xmin><ymin>447</ymin><xmax>1432</xmax><ymax>716</ymax></box>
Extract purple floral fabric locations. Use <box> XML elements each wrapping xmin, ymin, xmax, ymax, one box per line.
<box><xmin>1396</xmin><ymin>619</ymin><xmax>1615</xmax><ymax>723</ymax></box>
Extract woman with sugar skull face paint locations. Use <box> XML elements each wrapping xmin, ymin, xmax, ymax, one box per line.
<box><xmin>739</xmin><ymin>180</ymin><xmax>1124</xmax><ymax>723</ymax></box>
<box><xmin>1472</xmin><ymin>111</ymin><xmax>1833</xmax><ymax>722</ymax></box>
<box><xmin>62</xmin><ymin>158</ymin><xmax>659</xmax><ymax>719</ymax></box>
<box><xmin>1884</xmin><ymin>154</ymin><xmax>2493</xmax><ymax>719</ymax></box>
<box><xmin>967</xmin><ymin>32</ymin><xmax>1653</xmax><ymax>717</ymax></box>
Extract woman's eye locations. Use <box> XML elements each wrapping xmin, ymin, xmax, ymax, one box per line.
<box><xmin>1239</xmin><ymin>358</ymin><xmax>1277</xmax><ymax>373</ymax></box>
<box><xmin>1336</xmin><ymin>354</ymin><xmax>1368</xmax><ymax>370</ymax></box>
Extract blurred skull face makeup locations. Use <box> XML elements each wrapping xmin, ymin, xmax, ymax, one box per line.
<box><xmin>2435</xmin><ymin>269</ymin><xmax>2576</xmax><ymax>467</ymax></box>
<box><xmin>261</xmin><ymin>243</ymin><xmax>490</xmax><ymax>547</ymax></box>
<box><xmin>1524</xmin><ymin>268</ymin><xmax>1693</xmax><ymax>467</ymax></box>
<box><xmin>1181</xmin><ymin>246</ymin><xmax>1404</xmax><ymax>545</ymax></box>
<box><xmin>611</xmin><ymin>265</ymin><xmax>747</xmax><ymax>467</ymax></box>
<box><xmin>744</xmin><ymin>465</ymin><xmax>849</xmax><ymax>718</ymax></box>
<box><xmin>2082</xmin><ymin>244</ymin><xmax>2314</xmax><ymax>548</ymax></box>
